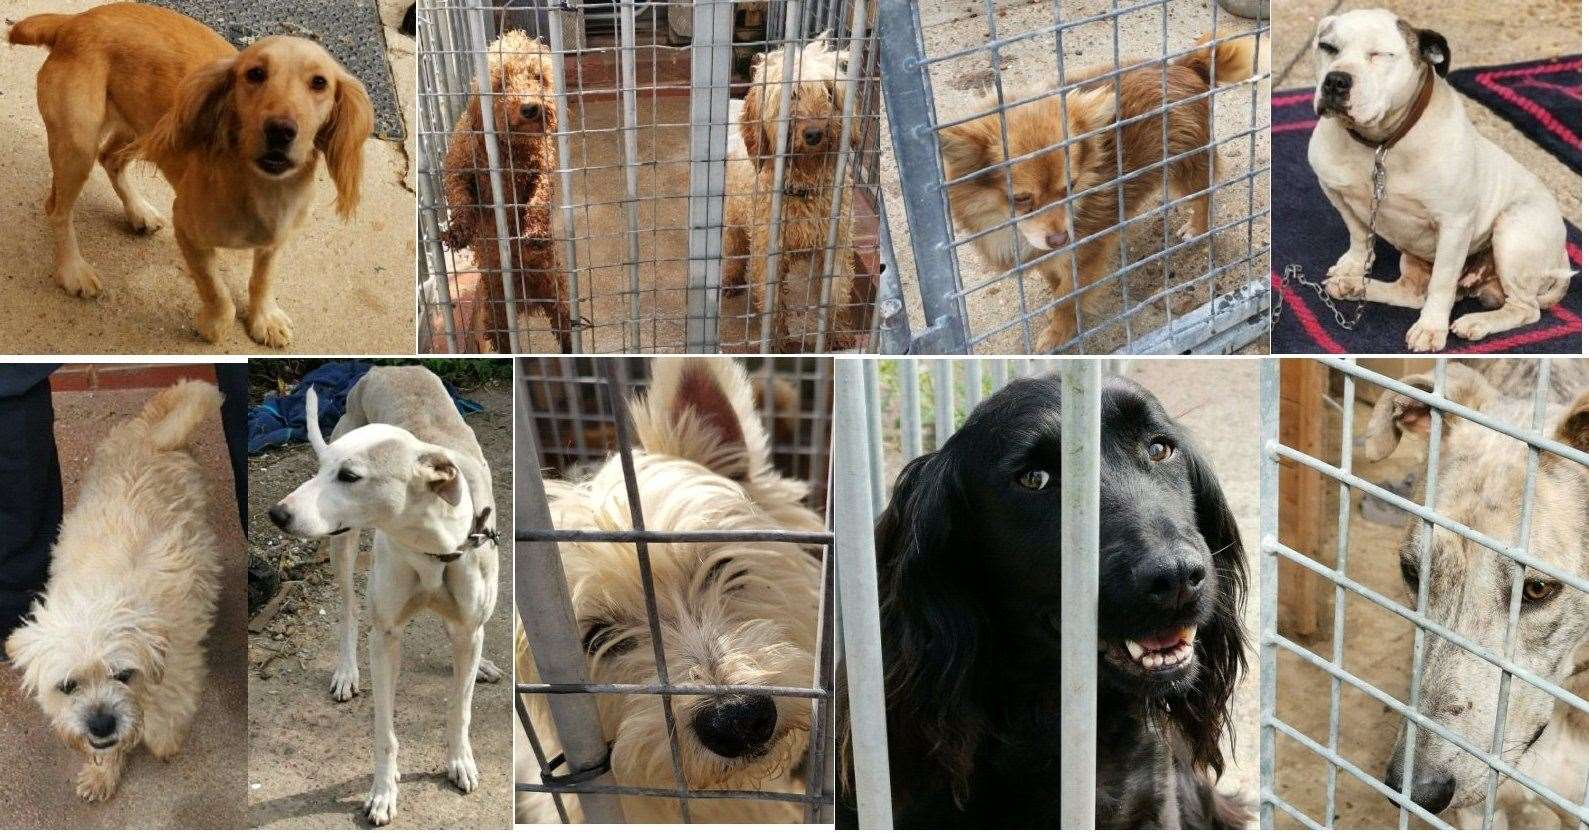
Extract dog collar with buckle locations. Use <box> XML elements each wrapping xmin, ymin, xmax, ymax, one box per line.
<box><xmin>428</xmin><ymin>507</ymin><xmax>497</xmax><ymax>562</ymax></box>
<box><xmin>1346</xmin><ymin>67</ymin><xmax>1434</xmax><ymax>151</ymax></box>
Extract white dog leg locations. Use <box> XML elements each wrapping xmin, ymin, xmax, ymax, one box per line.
<box><xmin>329</xmin><ymin>531</ymin><xmax>362</xmax><ymax>702</ymax></box>
<box><xmin>1320</xmin><ymin>185</ymin><xmax>1375</xmax><ymax>299</ymax></box>
<box><xmin>363</xmin><ymin>620</ymin><xmax>404</xmax><ymax>827</ymax></box>
<box><xmin>445</xmin><ymin>619</ymin><xmax>484</xmax><ymax>794</ymax></box>
<box><xmin>1406</xmin><ymin>222</ymin><xmax>1474</xmax><ymax>352</ymax></box>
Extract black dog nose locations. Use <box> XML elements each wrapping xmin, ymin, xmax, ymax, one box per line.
<box><xmin>1384</xmin><ymin>753</ymin><xmax>1456</xmax><ymax>814</ymax></box>
<box><xmin>691</xmin><ymin>694</ymin><xmax>777</xmax><ymax>758</ymax></box>
<box><xmin>1322</xmin><ymin>71</ymin><xmax>1353</xmax><ymax>97</ymax></box>
<box><xmin>802</xmin><ymin>126</ymin><xmax>825</xmax><ymax>146</ymax></box>
<box><xmin>264</xmin><ymin>118</ymin><xmax>298</xmax><ymax>148</ymax></box>
<box><xmin>267</xmin><ymin>504</ymin><xmax>292</xmax><ymax>530</ymax></box>
<box><xmin>520</xmin><ymin>102</ymin><xmax>542</xmax><ymax>122</ymax></box>
<box><xmin>1138</xmin><ymin>552</ymin><xmax>1206</xmax><ymax>610</ymax></box>
<box><xmin>86</xmin><ymin>711</ymin><xmax>117</xmax><ymax>739</ymax></box>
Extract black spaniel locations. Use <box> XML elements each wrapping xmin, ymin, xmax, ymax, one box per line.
<box><xmin>838</xmin><ymin>373</ymin><xmax>1248</xmax><ymax>829</ymax></box>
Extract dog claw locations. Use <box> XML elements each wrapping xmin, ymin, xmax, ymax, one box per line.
<box><xmin>1450</xmin><ymin>312</ymin><xmax>1494</xmax><ymax>342</ymax></box>
<box><xmin>248</xmin><ymin>303</ymin><xmax>294</xmax><ymax>348</ymax></box>
<box><xmin>475</xmin><ymin>658</ymin><xmax>503</xmax><ymax>684</ymax></box>
<box><xmin>448</xmin><ymin>753</ymin><xmax>480</xmax><ymax>794</ymax></box>
<box><xmin>363</xmin><ymin>785</ymin><xmax>398</xmax><ymax>827</ymax></box>
<box><xmin>127</xmin><ymin>207</ymin><xmax>167</xmax><ymax>235</ymax></box>
<box><xmin>1405</xmin><ymin>320</ymin><xmax>1449</xmax><ymax>352</ymax></box>
<box><xmin>56</xmin><ymin>259</ymin><xmax>102</xmax><ymax>299</ymax></box>
<box><xmin>329</xmin><ymin>667</ymin><xmax>360</xmax><ymax>702</ymax></box>
<box><xmin>75</xmin><ymin>764</ymin><xmax>118</xmax><ymax>802</ymax></box>
<box><xmin>1323</xmin><ymin>274</ymin><xmax>1367</xmax><ymax>301</ymax></box>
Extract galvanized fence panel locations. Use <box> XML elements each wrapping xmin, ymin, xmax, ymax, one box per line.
<box><xmin>839</xmin><ymin>358</ymin><xmax>1098</xmax><ymax>827</ymax></box>
<box><xmin>418</xmin><ymin>0</ymin><xmax>885</xmax><ymax>354</ymax></box>
<box><xmin>875</xmin><ymin>0</ymin><xmax>1270</xmax><ymax>355</ymax></box>
<box><xmin>1258</xmin><ymin>358</ymin><xmax>1589</xmax><ymax>830</ymax></box>
<box><xmin>513</xmin><ymin>357</ymin><xmax>836</xmax><ymax>822</ymax></box>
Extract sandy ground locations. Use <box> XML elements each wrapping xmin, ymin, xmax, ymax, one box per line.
<box><xmin>0</xmin><ymin>384</ymin><xmax>248</xmax><ymax>829</ymax></box>
<box><xmin>245</xmin><ymin>380</ymin><xmax>513</xmax><ymax>830</ymax></box>
<box><xmin>869</xmin><ymin>358</ymin><xmax>1260</xmax><ymax>819</ymax></box>
<box><xmin>878</xmin><ymin>0</ymin><xmax>1272</xmax><ymax>355</ymax></box>
<box><xmin>0</xmin><ymin>0</ymin><xmax>417</xmax><ymax>355</ymax></box>
<box><xmin>427</xmin><ymin>93</ymin><xmax>877</xmax><ymax>354</ymax></box>
<box><xmin>1270</xmin><ymin>382</ymin><xmax>1578</xmax><ymax>830</ymax></box>
<box><xmin>1273</xmin><ymin>0</ymin><xmax>1582</xmax><ymax>242</ymax></box>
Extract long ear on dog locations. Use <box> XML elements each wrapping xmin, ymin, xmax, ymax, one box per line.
<box><xmin>144</xmin><ymin>57</ymin><xmax>237</xmax><ymax>163</ymax></box>
<box><xmin>874</xmin><ymin>450</ymin><xmax>986</xmax><ymax>810</ymax></box>
<box><xmin>1174</xmin><ymin>443</ymin><xmax>1248</xmax><ymax>776</ymax></box>
<box><xmin>1361</xmin><ymin>363</ymin><xmax>1493</xmax><ymax>462</ymax></box>
<box><xmin>316</xmin><ymin>69</ymin><xmax>374</xmax><ymax>219</ymax></box>
<box><xmin>418</xmin><ymin>449</ymin><xmax>464</xmax><ymax>506</ymax></box>
<box><xmin>1552</xmin><ymin>390</ymin><xmax>1589</xmax><ymax>453</ymax></box>
<box><xmin>739</xmin><ymin>63</ymin><xmax>768</xmax><ymax>166</ymax></box>
<box><xmin>937</xmin><ymin>117</ymin><xmax>998</xmax><ymax>185</ymax></box>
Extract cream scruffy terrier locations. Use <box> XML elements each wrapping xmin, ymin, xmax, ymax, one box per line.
<box><xmin>6</xmin><ymin>379</ymin><xmax>224</xmax><ymax>802</ymax></box>
<box><xmin>516</xmin><ymin>357</ymin><xmax>825</xmax><ymax>823</ymax></box>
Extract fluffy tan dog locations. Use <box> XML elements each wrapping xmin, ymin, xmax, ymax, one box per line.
<box><xmin>516</xmin><ymin>358</ymin><xmax>824</xmax><ymax>823</ymax></box>
<box><xmin>6</xmin><ymin>379</ymin><xmax>224</xmax><ymax>803</ymax></box>
<box><xmin>9</xmin><ymin>4</ymin><xmax>373</xmax><ymax>347</ymax></box>
<box><xmin>724</xmin><ymin>38</ymin><xmax>860</xmax><ymax>352</ymax></box>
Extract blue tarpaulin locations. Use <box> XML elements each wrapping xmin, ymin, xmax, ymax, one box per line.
<box><xmin>248</xmin><ymin>362</ymin><xmax>483</xmax><ymax>454</ymax></box>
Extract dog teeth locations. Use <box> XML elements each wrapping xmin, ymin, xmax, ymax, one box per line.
<box><xmin>1126</xmin><ymin>634</ymin><xmax>1195</xmax><ymax>670</ymax></box>
<box><xmin>1125</xmin><ymin>640</ymin><xmax>1145</xmax><ymax>661</ymax></box>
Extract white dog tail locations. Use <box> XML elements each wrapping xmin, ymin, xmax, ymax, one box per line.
<box><xmin>633</xmin><ymin>357</ymin><xmax>772</xmax><ymax>482</ymax></box>
<box><xmin>304</xmin><ymin>385</ymin><xmax>328</xmax><ymax>456</ymax></box>
<box><xmin>141</xmin><ymin>379</ymin><xmax>223</xmax><ymax>452</ymax></box>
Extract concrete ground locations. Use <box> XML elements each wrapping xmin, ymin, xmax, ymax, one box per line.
<box><xmin>0</xmin><ymin>380</ymin><xmax>248</xmax><ymax>830</ymax></box>
<box><xmin>878</xmin><ymin>0</ymin><xmax>1272</xmax><ymax>355</ymax></box>
<box><xmin>1126</xmin><ymin>359</ymin><xmax>1261</xmax><ymax>822</ymax></box>
<box><xmin>246</xmin><ymin>379</ymin><xmax>514</xmax><ymax>830</ymax></box>
<box><xmin>0</xmin><ymin>0</ymin><xmax>417</xmax><ymax>355</ymax></box>
<box><xmin>426</xmin><ymin>92</ymin><xmax>877</xmax><ymax>354</ymax></box>
<box><xmin>1273</xmin><ymin>0</ymin><xmax>1581</xmax><ymax>250</ymax></box>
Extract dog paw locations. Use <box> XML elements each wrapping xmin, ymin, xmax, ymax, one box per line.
<box><xmin>126</xmin><ymin>205</ymin><xmax>167</xmax><ymax>235</ymax></box>
<box><xmin>1405</xmin><ymin>320</ymin><xmax>1449</xmax><ymax>352</ymax></box>
<box><xmin>56</xmin><ymin>259</ymin><xmax>102</xmax><ymax>299</ymax></box>
<box><xmin>1322</xmin><ymin>274</ymin><xmax>1367</xmax><ymax>301</ymax></box>
<box><xmin>247</xmin><ymin>303</ymin><xmax>294</xmax><ymax>348</ymax></box>
<box><xmin>1450</xmin><ymin>312</ymin><xmax>1494</xmax><ymax>342</ymax></box>
<box><xmin>447</xmin><ymin>751</ymin><xmax>480</xmax><ymax>794</ymax></box>
<box><xmin>75</xmin><ymin>763</ymin><xmax>119</xmax><ymax>802</ymax></box>
<box><xmin>1175</xmin><ymin>219</ymin><xmax>1205</xmax><ymax>242</ymax></box>
<box><xmin>195</xmin><ymin>301</ymin><xmax>236</xmax><ymax>344</ymax></box>
<box><xmin>329</xmin><ymin>664</ymin><xmax>360</xmax><ymax>702</ymax></box>
<box><xmin>362</xmin><ymin>783</ymin><xmax>399</xmax><ymax>827</ymax></box>
<box><xmin>475</xmin><ymin>658</ymin><xmax>503</xmax><ymax>684</ymax></box>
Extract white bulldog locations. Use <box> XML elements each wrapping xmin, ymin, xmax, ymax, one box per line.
<box><xmin>1307</xmin><ymin>8</ymin><xmax>1573</xmax><ymax>352</ymax></box>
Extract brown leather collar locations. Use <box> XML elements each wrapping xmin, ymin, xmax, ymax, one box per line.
<box><xmin>1347</xmin><ymin>67</ymin><xmax>1435</xmax><ymax>150</ymax></box>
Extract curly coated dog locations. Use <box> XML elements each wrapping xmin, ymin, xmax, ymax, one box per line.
<box><xmin>441</xmin><ymin>31</ymin><xmax>574</xmax><ymax>353</ymax></box>
<box><xmin>724</xmin><ymin>38</ymin><xmax>862</xmax><ymax>353</ymax></box>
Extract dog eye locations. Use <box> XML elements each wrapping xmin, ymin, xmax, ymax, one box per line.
<box><xmin>1317</xmin><ymin>42</ymin><xmax>1339</xmax><ymax>56</ymax></box>
<box><xmin>1400</xmin><ymin>558</ymin><xmax>1419</xmax><ymax>592</ymax></box>
<box><xmin>1522</xmin><ymin>578</ymin><xmax>1561</xmax><ymax>604</ymax></box>
<box><xmin>1147</xmin><ymin>438</ymin><xmax>1176</xmax><ymax>462</ymax></box>
<box><xmin>1017</xmin><ymin>469</ymin><xmax>1051</xmax><ymax>490</ymax></box>
<box><xmin>57</xmin><ymin>679</ymin><xmax>77</xmax><ymax>695</ymax></box>
<box><xmin>113</xmin><ymin>669</ymin><xmax>135</xmax><ymax>684</ymax></box>
<box><xmin>337</xmin><ymin>468</ymin><xmax>362</xmax><ymax>484</ymax></box>
<box><xmin>310</xmin><ymin>75</ymin><xmax>329</xmax><ymax>92</ymax></box>
<box><xmin>246</xmin><ymin>66</ymin><xmax>267</xmax><ymax>84</ymax></box>
<box><xmin>1013</xmin><ymin>192</ymin><xmax>1035</xmax><ymax>208</ymax></box>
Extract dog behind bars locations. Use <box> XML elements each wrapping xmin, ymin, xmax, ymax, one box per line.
<box><xmin>515</xmin><ymin>357</ymin><xmax>824</xmax><ymax>823</ymax></box>
<box><xmin>1363</xmin><ymin>359</ymin><xmax>1589</xmax><ymax>827</ymax></box>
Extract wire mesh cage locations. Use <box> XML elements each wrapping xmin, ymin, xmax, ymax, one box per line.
<box><xmin>512</xmin><ymin>357</ymin><xmax>835</xmax><ymax>823</ymax></box>
<box><xmin>1259</xmin><ymin>358</ymin><xmax>1589</xmax><ymax>829</ymax></box>
<box><xmin>876</xmin><ymin>0</ymin><xmax>1271</xmax><ymax>355</ymax></box>
<box><xmin>418</xmin><ymin>0</ymin><xmax>884</xmax><ymax>354</ymax></box>
<box><xmin>836</xmin><ymin>358</ymin><xmax>1100</xmax><ymax>828</ymax></box>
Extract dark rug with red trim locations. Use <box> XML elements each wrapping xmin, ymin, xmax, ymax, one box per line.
<box><xmin>1446</xmin><ymin>56</ymin><xmax>1581</xmax><ymax>171</ymax></box>
<box><xmin>1271</xmin><ymin>87</ymin><xmax>1582</xmax><ymax>355</ymax></box>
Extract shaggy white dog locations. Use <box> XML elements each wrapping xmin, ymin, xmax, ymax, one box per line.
<box><xmin>6</xmin><ymin>379</ymin><xmax>224</xmax><ymax>802</ymax></box>
<box><xmin>516</xmin><ymin>358</ymin><xmax>824</xmax><ymax>823</ymax></box>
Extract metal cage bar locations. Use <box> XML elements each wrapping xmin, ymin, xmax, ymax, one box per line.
<box><xmin>512</xmin><ymin>357</ymin><xmax>836</xmax><ymax>821</ymax></box>
<box><xmin>1057</xmin><ymin>360</ymin><xmax>1099</xmax><ymax>829</ymax></box>
<box><xmin>1259</xmin><ymin>358</ymin><xmax>1589</xmax><ymax>830</ymax></box>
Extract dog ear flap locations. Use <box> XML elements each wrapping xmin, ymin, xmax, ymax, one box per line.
<box><xmin>3</xmin><ymin>614</ymin><xmax>43</xmax><ymax>692</ymax></box>
<box><xmin>1362</xmin><ymin>364</ymin><xmax>1494</xmax><ymax>462</ymax></box>
<box><xmin>634</xmin><ymin>358</ymin><xmax>771</xmax><ymax>483</ymax></box>
<box><xmin>418</xmin><ymin>449</ymin><xmax>464</xmax><ymax>506</ymax></box>
<box><xmin>1552</xmin><ymin>390</ymin><xmax>1589</xmax><ymax>453</ymax></box>
<box><xmin>874</xmin><ymin>451</ymin><xmax>986</xmax><ymax>810</ymax></box>
<box><xmin>145</xmin><ymin>57</ymin><xmax>237</xmax><ymax>164</ymax></box>
<box><xmin>316</xmin><ymin>69</ymin><xmax>374</xmax><ymax>220</ymax></box>
<box><xmin>1416</xmin><ymin>27</ymin><xmax>1450</xmax><ymax>77</ymax></box>
<box><xmin>1172</xmin><ymin>444</ymin><xmax>1248</xmax><ymax>775</ymax></box>
<box><xmin>937</xmin><ymin>118</ymin><xmax>995</xmax><ymax>184</ymax></box>
<box><xmin>739</xmin><ymin>78</ymin><xmax>766</xmax><ymax>165</ymax></box>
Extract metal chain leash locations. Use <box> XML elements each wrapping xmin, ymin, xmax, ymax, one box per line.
<box><xmin>1272</xmin><ymin>145</ymin><xmax>1388</xmax><ymax>331</ymax></box>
